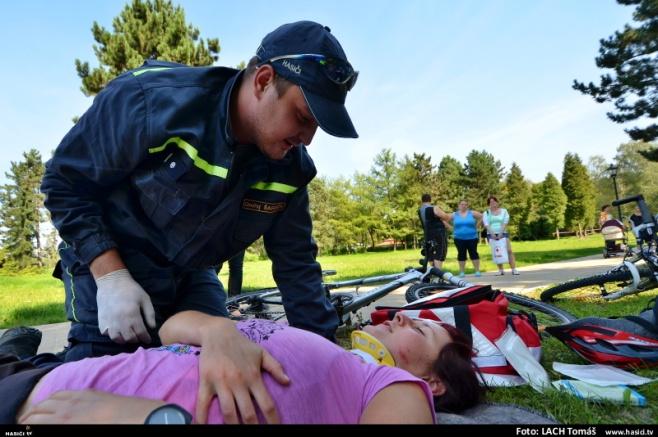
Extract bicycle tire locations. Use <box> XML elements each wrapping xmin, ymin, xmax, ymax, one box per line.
<box><xmin>539</xmin><ymin>268</ymin><xmax>633</xmax><ymax>302</ymax></box>
<box><xmin>404</xmin><ymin>283</ymin><xmax>575</xmax><ymax>327</ymax></box>
<box><xmin>502</xmin><ymin>292</ymin><xmax>576</xmax><ymax>325</ymax></box>
<box><xmin>405</xmin><ymin>282</ymin><xmax>458</xmax><ymax>303</ymax></box>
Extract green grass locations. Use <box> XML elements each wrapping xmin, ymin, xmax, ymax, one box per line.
<box><xmin>223</xmin><ymin>234</ymin><xmax>605</xmax><ymax>290</ymax></box>
<box><xmin>2</xmin><ymin>234</ymin><xmax>656</xmax><ymax>424</ymax></box>
<box><xmin>0</xmin><ymin>273</ymin><xmax>65</xmax><ymax>327</ymax></box>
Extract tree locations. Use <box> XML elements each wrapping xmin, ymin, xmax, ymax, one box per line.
<box><xmin>615</xmin><ymin>141</ymin><xmax>658</xmax><ymax>210</ymax></box>
<box><xmin>533</xmin><ymin>173</ymin><xmax>567</xmax><ymax>239</ymax></box>
<box><xmin>0</xmin><ymin>150</ymin><xmax>46</xmax><ymax>270</ymax></box>
<box><xmin>502</xmin><ymin>163</ymin><xmax>531</xmax><ymax>239</ymax></box>
<box><xmin>434</xmin><ymin>155</ymin><xmax>464</xmax><ymax>210</ymax></box>
<box><xmin>573</xmin><ymin>0</ymin><xmax>658</xmax><ymax>160</ymax></box>
<box><xmin>367</xmin><ymin>149</ymin><xmax>400</xmax><ymax>245</ymax></box>
<box><xmin>397</xmin><ymin>154</ymin><xmax>436</xmax><ymax>248</ymax></box>
<box><xmin>462</xmin><ymin>150</ymin><xmax>504</xmax><ymax>211</ymax></box>
<box><xmin>76</xmin><ymin>0</ymin><xmax>220</xmax><ymax>96</ymax></box>
<box><xmin>588</xmin><ymin>155</ymin><xmax>618</xmax><ymax>215</ymax></box>
<box><xmin>561</xmin><ymin>153</ymin><xmax>596</xmax><ymax>236</ymax></box>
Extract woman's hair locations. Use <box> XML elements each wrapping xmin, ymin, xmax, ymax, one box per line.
<box><xmin>431</xmin><ymin>323</ymin><xmax>484</xmax><ymax>413</ymax></box>
<box><xmin>486</xmin><ymin>196</ymin><xmax>498</xmax><ymax>206</ymax></box>
<box><xmin>422</xmin><ymin>193</ymin><xmax>432</xmax><ymax>202</ymax></box>
<box><xmin>601</xmin><ymin>204</ymin><xmax>611</xmax><ymax>212</ymax></box>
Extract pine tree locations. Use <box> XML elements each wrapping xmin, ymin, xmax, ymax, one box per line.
<box><xmin>76</xmin><ymin>0</ymin><xmax>220</xmax><ymax>96</ymax></box>
<box><xmin>398</xmin><ymin>153</ymin><xmax>436</xmax><ymax>248</ymax></box>
<box><xmin>573</xmin><ymin>0</ymin><xmax>658</xmax><ymax>160</ymax></box>
<box><xmin>561</xmin><ymin>153</ymin><xmax>596</xmax><ymax>237</ymax></box>
<box><xmin>435</xmin><ymin>155</ymin><xmax>464</xmax><ymax>210</ymax></box>
<box><xmin>0</xmin><ymin>150</ymin><xmax>46</xmax><ymax>270</ymax></box>
<box><xmin>534</xmin><ymin>173</ymin><xmax>568</xmax><ymax>239</ymax></box>
<box><xmin>462</xmin><ymin>150</ymin><xmax>504</xmax><ymax>211</ymax></box>
<box><xmin>502</xmin><ymin>163</ymin><xmax>531</xmax><ymax>238</ymax></box>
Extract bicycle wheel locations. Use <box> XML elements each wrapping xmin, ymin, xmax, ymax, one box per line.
<box><xmin>226</xmin><ymin>288</ymin><xmax>286</xmax><ymax>321</ymax></box>
<box><xmin>405</xmin><ymin>282</ymin><xmax>459</xmax><ymax>303</ymax></box>
<box><xmin>503</xmin><ymin>292</ymin><xmax>576</xmax><ymax>326</ymax></box>
<box><xmin>404</xmin><ymin>284</ymin><xmax>574</xmax><ymax>328</ymax></box>
<box><xmin>539</xmin><ymin>267</ymin><xmax>633</xmax><ymax>302</ymax></box>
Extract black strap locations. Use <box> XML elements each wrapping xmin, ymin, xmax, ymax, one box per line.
<box><xmin>453</xmin><ymin>305</ymin><xmax>472</xmax><ymax>343</ymax></box>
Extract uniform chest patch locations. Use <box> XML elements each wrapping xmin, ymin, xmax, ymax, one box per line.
<box><xmin>242</xmin><ymin>199</ymin><xmax>286</xmax><ymax>214</ymax></box>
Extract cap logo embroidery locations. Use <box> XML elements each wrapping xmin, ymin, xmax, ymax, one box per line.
<box><xmin>282</xmin><ymin>60</ymin><xmax>302</xmax><ymax>75</ymax></box>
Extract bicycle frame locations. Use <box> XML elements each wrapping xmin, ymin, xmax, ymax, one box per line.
<box><xmin>226</xmin><ymin>267</ymin><xmax>451</xmax><ymax>326</ymax></box>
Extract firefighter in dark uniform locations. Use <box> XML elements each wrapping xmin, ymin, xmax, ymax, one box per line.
<box><xmin>41</xmin><ymin>21</ymin><xmax>359</xmax><ymax>423</ymax></box>
<box><xmin>418</xmin><ymin>194</ymin><xmax>449</xmax><ymax>269</ymax></box>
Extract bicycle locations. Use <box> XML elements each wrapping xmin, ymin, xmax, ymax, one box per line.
<box><xmin>227</xmin><ymin>265</ymin><xmax>575</xmax><ymax>333</ymax></box>
<box><xmin>540</xmin><ymin>194</ymin><xmax>658</xmax><ymax>302</ymax></box>
<box><xmin>226</xmin><ymin>267</ymin><xmax>451</xmax><ymax>327</ymax></box>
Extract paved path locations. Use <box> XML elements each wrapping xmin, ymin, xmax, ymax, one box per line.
<box><xmin>1</xmin><ymin>254</ymin><xmax>622</xmax><ymax>354</ymax></box>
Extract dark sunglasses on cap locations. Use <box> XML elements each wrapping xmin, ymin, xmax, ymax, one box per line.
<box><xmin>260</xmin><ymin>53</ymin><xmax>359</xmax><ymax>91</ymax></box>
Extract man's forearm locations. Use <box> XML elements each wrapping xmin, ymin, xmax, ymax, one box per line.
<box><xmin>89</xmin><ymin>249</ymin><xmax>127</xmax><ymax>279</ymax></box>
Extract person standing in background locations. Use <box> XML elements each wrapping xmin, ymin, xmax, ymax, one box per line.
<box><xmin>430</xmin><ymin>200</ymin><xmax>482</xmax><ymax>277</ymax></box>
<box><xmin>483</xmin><ymin>196</ymin><xmax>519</xmax><ymax>276</ymax></box>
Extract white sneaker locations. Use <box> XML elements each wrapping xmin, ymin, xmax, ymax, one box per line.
<box><xmin>512</xmin><ymin>269</ymin><xmax>520</xmax><ymax>275</ymax></box>
<box><xmin>495</xmin><ymin>271</ymin><xmax>505</xmax><ymax>276</ymax></box>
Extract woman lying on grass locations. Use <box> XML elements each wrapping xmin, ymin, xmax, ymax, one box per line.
<box><xmin>6</xmin><ymin>313</ymin><xmax>482</xmax><ymax>424</ymax></box>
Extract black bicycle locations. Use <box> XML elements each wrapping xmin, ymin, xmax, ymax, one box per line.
<box><xmin>226</xmin><ymin>267</ymin><xmax>455</xmax><ymax>327</ymax></box>
<box><xmin>540</xmin><ymin>194</ymin><xmax>658</xmax><ymax>302</ymax></box>
<box><xmin>227</xmin><ymin>266</ymin><xmax>575</xmax><ymax>331</ymax></box>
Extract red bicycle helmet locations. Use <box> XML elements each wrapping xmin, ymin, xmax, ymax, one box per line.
<box><xmin>546</xmin><ymin>315</ymin><xmax>658</xmax><ymax>368</ymax></box>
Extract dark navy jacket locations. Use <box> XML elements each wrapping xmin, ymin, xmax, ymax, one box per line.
<box><xmin>41</xmin><ymin>60</ymin><xmax>338</xmax><ymax>338</ymax></box>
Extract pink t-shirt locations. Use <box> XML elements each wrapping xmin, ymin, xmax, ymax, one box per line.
<box><xmin>32</xmin><ymin>319</ymin><xmax>435</xmax><ymax>424</ymax></box>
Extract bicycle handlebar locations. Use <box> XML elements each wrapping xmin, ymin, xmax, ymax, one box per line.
<box><xmin>612</xmin><ymin>194</ymin><xmax>643</xmax><ymax>207</ymax></box>
<box><xmin>430</xmin><ymin>267</ymin><xmax>473</xmax><ymax>288</ymax></box>
<box><xmin>612</xmin><ymin>194</ymin><xmax>656</xmax><ymax>230</ymax></box>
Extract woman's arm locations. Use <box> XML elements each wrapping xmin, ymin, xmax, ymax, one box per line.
<box><xmin>159</xmin><ymin>311</ymin><xmax>289</xmax><ymax>424</ymax></box>
<box><xmin>19</xmin><ymin>390</ymin><xmax>166</xmax><ymax>424</ymax></box>
<box><xmin>500</xmin><ymin>209</ymin><xmax>510</xmax><ymax>234</ymax></box>
<box><xmin>359</xmin><ymin>382</ymin><xmax>434</xmax><ymax>424</ymax></box>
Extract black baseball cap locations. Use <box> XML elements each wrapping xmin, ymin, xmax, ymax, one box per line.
<box><xmin>257</xmin><ymin>21</ymin><xmax>359</xmax><ymax>139</ymax></box>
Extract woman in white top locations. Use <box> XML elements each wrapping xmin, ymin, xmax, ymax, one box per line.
<box><xmin>482</xmin><ymin>196</ymin><xmax>519</xmax><ymax>275</ymax></box>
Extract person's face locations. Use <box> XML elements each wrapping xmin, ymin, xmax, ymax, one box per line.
<box><xmin>635</xmin><ymin>206</ymin><xmax>641</xmax><ymax>215</ymax></box>
<box><xmin>363</xmin><ymin>313</ymin><xmax>452</xmax><ymax>378</ymax></box>
<box><xmin>459</xmin><ymin>200</ymin><xmax>468</xmax><ymax>212</ymax></box>
<box><xmin>488</xmin><ymin>198</ymin><xmax>499</xmax><ymax>209</ymax></box>
<box><xmin>251</xmin><ymin>67</ymin><xmax>319</xmax><ymax>160</ymax></box>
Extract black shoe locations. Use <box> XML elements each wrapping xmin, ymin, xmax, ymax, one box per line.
<box><xmin>0</xmin><ymin>326</ymin><xmax>42</xmax><ymax>359</ymax></box>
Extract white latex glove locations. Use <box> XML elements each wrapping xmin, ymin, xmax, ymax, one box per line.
<box><xmin>95</xmin><ymin>269</ymin><xmax>156</xmax><ymax>344</ymax></box>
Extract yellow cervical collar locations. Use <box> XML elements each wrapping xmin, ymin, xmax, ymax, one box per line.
<box><xmin>350</xmin><ymin>330</ymin><xmax>396</xmax><ymax>367</ymax></box>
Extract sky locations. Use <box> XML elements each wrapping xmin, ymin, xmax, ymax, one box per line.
<box><xmin>0</xmin><ymin>0</ymin><xmax>640</xmax><ymax>185</ymax></box>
